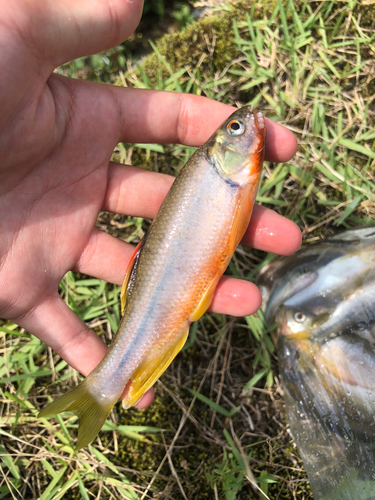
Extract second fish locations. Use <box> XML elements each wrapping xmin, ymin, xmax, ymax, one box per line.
<box><xmin>39</xmin><ymin>105</ymin><xmax>266</xmax><ymax>449</ymax></box>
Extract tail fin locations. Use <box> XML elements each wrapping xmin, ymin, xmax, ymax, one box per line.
<box><xmin>39</xmin><ymin>380</ymin><xmax>115</xmax><ymax>450</ymax></box>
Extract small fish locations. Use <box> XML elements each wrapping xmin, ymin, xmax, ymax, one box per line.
<box><xmin>258</xmin><ymin>226</ymin><xmax>375</xmax><ymax>500</ymax></box>
<box><xmin>39</xmin><ymin>105</ymin><xmax>266</xmax><ymax>449</ymax></box>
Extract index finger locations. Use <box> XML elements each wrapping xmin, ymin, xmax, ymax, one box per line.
<box><xmin>110</xmin><ymin>87</ymin><xmax>297</xmax><ymax>163</ymax></box>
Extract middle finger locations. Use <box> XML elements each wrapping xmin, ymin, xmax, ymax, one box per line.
<box><xmin>103</xmin><ymin>162</ymin><xmax>301</xmax><ymax>254</ymax></box>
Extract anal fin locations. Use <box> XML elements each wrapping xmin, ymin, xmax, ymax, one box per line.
<box><xmin>122</xmin><ymin>325</ymin><xmax>189</xmax><ymax>409</ymax></box>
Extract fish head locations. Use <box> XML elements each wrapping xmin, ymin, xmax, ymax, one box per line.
<box><xmin>260</xmin><ymin>265</ymin><xmax>319</xmax><ymax>323</ymax></box>
<box><xmin>258</xmin><ymin>245</ymin><xmax>354</xmax><ymax>323</ymax></box>
<box><xmin>276</xmin><ymin>304</ymin><xmax>331</xmax><ymax>340</ymax></box>
<box><xmin>276</xmin><ymin>305</ymin><xmax>315</xmax><ymax>340</ymax></box>
<box><xmin>206</xmin><ymin>105</ymin><xmax>266</xmax><ymax>185</ymax></box>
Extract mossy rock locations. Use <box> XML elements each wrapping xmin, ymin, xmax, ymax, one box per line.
<box><xmin>122</xmin><ymin>0</ymin><xmax>278</xmax><ymax>89</ymax></box>
<box><xmin>122</xmin><ymin>0</ymin><xmax>375</xmax><ymax>92</ymax></box>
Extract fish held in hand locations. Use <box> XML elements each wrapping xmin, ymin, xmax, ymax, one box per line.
<box><xmin>39</xmin><ymin>106</ymin><xmax>266</xmax><ymax>449</ymax></box>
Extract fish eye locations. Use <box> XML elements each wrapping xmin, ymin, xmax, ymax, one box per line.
<box><xmin>227</xmin><ymin>120</ymin><xmax>244</xmax><ymax>136</ymax></box>
<box><xmin>294</xmin><ymin>312</ymin><xmax>306</xmax><ymax>323</ymax></box>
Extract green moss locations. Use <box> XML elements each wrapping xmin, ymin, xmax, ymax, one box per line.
<box><xmin>124</xmin><ymin>0</ymin><xmax>279</xmax><ymax>89</ymax></box>
<box><xmin>127</xmin><ymin>0</ymin><xmax>375</xmax><ymax>93</ymax></box>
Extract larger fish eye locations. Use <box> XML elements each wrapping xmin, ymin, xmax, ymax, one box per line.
<box><xmin>227</xmin><ymin>120</ymin><xmax>245</xmax><ymax>136</ymax></box>
<box><xmin>294</xmin><ymin>312</ymin><xmax>306</xmax><ymax>323</ymax></box>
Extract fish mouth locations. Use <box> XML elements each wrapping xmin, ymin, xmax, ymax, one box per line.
<box><xmin>254</xmin><ymin>110</ymin><xmax>266</xmax><ymax>138</ymax></box>
<box><xmin>247</xmin><ymin>110</ymin><xmax>266</xmax><ymax>175</ymax></box>
<box><xmin>279</xmin><ymin>325</ymin><xmax>311</xmax><ymax>340</ymax></box>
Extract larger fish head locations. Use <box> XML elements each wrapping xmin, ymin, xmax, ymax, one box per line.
<box><xmin>260</xmin><ymin>264</ymin><xmax>319</xmax><ymax>323</ymax></box>
<box><xmin>258</xmin><ymin>240</ymin><xmax>368</xmax><ymax>324</ymax></box>
<box><xmin>276</xmin><ymin>305</ymin><xmax>315</xmax><ymax>340</ymax></box>
<box><xmin>276</xmin><ymin>304</ymin><xmax>330</xmax><ymax>341</ymax></box>
<box><xmin>206</xmin><ymin>105</ymin><xmax>266</xmax><ymax>186</ymax></box>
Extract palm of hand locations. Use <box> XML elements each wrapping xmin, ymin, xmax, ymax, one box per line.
<box><xmin>1</xmin><ymin>77</ymin><xmax>116</xmax><ymax>320</ymax></box>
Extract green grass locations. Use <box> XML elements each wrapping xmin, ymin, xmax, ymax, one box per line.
<box><xmin>2</xmin><ymin>0</ymin><xmax>375</xmax><ymax>498</ymax></box>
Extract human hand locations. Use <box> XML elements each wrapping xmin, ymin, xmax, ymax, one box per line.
<box><xmin>0</xmin><ymin>0</ymin><xmax>300</xmax><ymax>408</ymax></box>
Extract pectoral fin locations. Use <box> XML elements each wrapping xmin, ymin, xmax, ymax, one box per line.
<box><xmin>229</xmin><ymin>185</ymin><xmax>256</xmax><ymax>255</ymax></box>
<box><xmin>121</xmin><ymin>238</ymin><xmax>145</xmax><ymax>315</ymax></box>
<box><xmin>122</xmin><ymin>325</ymin><xmax>189</xmax><ymax>409</ymax></box>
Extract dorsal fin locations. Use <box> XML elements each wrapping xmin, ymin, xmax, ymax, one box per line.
<box><xmin>120</xmin><ymin>237</ymin><xmax>145</xmax><ymax>315</ymax></box>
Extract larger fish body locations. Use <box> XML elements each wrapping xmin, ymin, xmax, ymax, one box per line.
<box><xmin>258</xmin><ymin>227</ymin><xmax>375</xmax><ymax>500</ymax></box>
<box><xmin>40</xmin><ymin>106</ymin><xmax>266</xmax><ymax>449</ymax></box>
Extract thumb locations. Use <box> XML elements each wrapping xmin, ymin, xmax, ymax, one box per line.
<box><xmin>10</xmin><ymin>0</ymin><xmax>143</xmax><ymax>70</ymax></box>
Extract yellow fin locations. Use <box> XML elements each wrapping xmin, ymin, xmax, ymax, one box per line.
<box><xmin>189</xmin><ymin>279</ymin><xmax>217</xmax><ymax>322</ymax></box>
<box><xmin>121</xmin><ymin>238</ymin><xmax>145</xmax><ymax>315</ymax></box>
<box><xmin>122</xmin><ymin>325</ymin><xmax>190</xmax><ymax>409</ymax></box>
<box><xmin>39</xmin><ymin>380</ymin><xmax>115</xmax><ymax>450</ymax></box>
